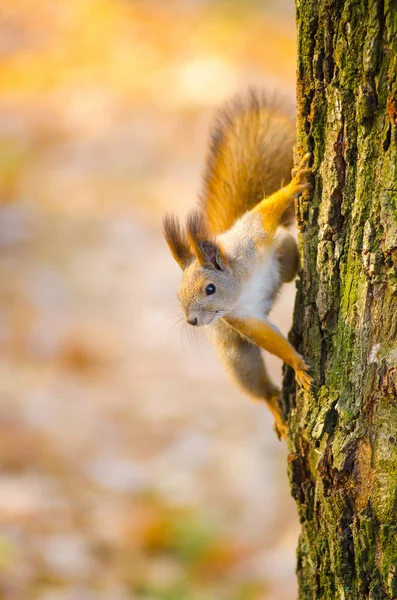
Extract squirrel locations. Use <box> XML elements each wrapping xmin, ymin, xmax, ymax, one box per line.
<box><xmin>163</xmin><ymin>91</ymin><xmax>312</xmax><ymax>438</ymax></box>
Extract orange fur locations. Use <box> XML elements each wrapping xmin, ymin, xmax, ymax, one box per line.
<box><xmin>200</xmin><ymin>91</ymin><xmax>295</xmax><ymax>235</ymax></box>
<box><xmin>224</xmin><ymin>315</ymin><xmax>312</xmax><ymax>390</ymax></box>
<box><xmin>253</xmin><ymin>153</ymin><xmax>312</xmax><ymax>235</ymax></box>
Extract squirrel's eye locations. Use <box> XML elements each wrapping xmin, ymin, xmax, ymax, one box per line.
<box><xmin>205</xmin><ymin>283</ymin><xmax>216</xmax><ymax>295</ymax></box>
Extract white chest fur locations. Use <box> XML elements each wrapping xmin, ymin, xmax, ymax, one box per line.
<box><xmin>233</xmin><ymin>252</ymin><xmax>280</xmax><ymax>318</ymax></box>
<box><xmin>218</xmin><ymin>212</ymin><xmax>281</xmax><ymax>319</ymax></box>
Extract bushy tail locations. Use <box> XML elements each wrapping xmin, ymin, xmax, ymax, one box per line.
<box><xmin>200</xmin><ymin>90</ymin><xmax>295</xmax><ymax>235</ymax></box>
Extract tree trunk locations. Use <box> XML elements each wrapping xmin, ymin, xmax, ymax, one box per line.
<box><xmin>283</xmin><ymin>1</ymin><xmax>397</xmax><ymax>598</ymax></box>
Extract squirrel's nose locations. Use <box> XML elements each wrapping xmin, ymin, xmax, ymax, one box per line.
<box><xmin>187</xmin><ymin>317</ymin><xmax>198</xmax><ymax>326</ymax></box>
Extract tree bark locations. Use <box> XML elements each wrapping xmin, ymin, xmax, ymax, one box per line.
<box><xmin>283</xmin><ymin>1</ymin><xmax>397</xmax><ymax>598</ymax></box>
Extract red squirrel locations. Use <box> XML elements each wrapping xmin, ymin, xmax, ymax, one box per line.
<box><xmin>163</xmin><ymin>92</ymin><xmax>312</xmax><ymax>437</ymax></box>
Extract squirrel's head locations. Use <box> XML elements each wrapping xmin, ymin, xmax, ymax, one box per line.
<box><xmin>163</xmin><ymin>210</ymin><xmax>240</xmax><ymax>326</ymax></box>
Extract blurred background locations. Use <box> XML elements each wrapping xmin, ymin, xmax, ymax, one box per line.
<box><xmin>0</xmin><ymin>1</ymin><xmax>299</xmax><ymax>599</ymax></box>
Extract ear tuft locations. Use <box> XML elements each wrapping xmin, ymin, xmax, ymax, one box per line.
<box><xmin>163</xmin><ymin>213</ymin><xmax>193</xmax><ymax>269</ymax></box>
<box><xmin>186</xmin><ymin>209</ymin><xmax>209</xmax><ymax>263</ymax></box>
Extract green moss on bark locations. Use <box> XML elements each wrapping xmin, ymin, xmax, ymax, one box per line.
<box><xmin>284</xmin><ymin>0</ymin><xmax>397</xmax><ymax>597</ymax></box>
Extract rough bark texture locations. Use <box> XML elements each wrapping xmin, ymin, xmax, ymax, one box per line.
<box><xmin>283</xmin><ymin>1</ymin><xmax>397</xmax><ymax>598</ymax></box>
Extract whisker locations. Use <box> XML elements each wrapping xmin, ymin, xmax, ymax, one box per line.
<box><xmin>180</xmin><ymin>322</ymin><xmax>188</xmax><ymax>353</ymax></box>
<box><xmin>183</xmin><ymin>322</ymin><xmax>196</xmax><ymax>354</ymax></box>
<box><xmin>190</xmin><ymin>324</ymin><xmax>202</xmax><ymax>354</ymax></box>
<box><xmin>167</xmin><ymin>316</ymin><xmax>185</xmax><ymax>343</ymax></box>
<box><xmin>187</xmin><ymin>325</ymin><xmax>196</xmax><ymax>353</ymax></box>
<box><xmin>165</xmin><ymin>313</ymin><xmax>185</xmax><ymax>320</ymax></box>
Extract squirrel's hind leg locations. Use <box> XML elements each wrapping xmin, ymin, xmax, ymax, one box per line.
<box><xmin>207</xmin><ymin>320</ymin><xmax>287</xmax><ymax>438</ymax></box>
<box><xmin>275</xmin><ymin>231</ymin><xmax>299</xmax><ymax>283</ymax></box>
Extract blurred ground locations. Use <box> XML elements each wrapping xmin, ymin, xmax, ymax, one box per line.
<box><xmin>0</xmin><ymin>1</ymin><xmax>300</xmax><ymax>599</ymax></box>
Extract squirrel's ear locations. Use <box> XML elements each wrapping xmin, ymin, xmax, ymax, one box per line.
<box><xmin>163</xmin><ymin>213</ymin><xmax>193</xmax><ymax>269</ymax></box>
<box><xmin>199</xmin><ymin>240</ymin><xmax>227</xmax><ymax>271</ymax></box>
<box><xmin>186</xmin><ymin>210</ymin><xmax>227</xmax><ymax>271</ymax></box>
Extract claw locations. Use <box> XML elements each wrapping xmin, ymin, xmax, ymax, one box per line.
<box><xmin>294</xmin><ymin>357</ymin><xmax>313</xmax><ymax>391</ymax></box>
<box><xmin>291</xmin><ymin>153</ymin><xmax>313</xmax><ymax>195</ymax></box>
<box><xmin>295</xmin><ymin>367</ymin><xmax>313</xmax><ymax>391</ymax></box>
<box><xmin>263</xmin><ymin>392</ymin><xmax>287</xmax><ymax>440</ymax></box>
<box><xmin>297</xmin><ymin>182</ymin><xmax>312</xmax><ymax>191</ymax></box>
<box><xmin>274</xmin><ymin>419</ymin><xmax>287</xmax><ymax>440</ymax></box>
<box><xmin>299</xmin><ymin>152</ymin><xmax>312</xmax><ymax>169</ymax></box>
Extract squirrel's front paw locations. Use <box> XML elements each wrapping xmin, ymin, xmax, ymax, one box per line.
<box><xmin>291</xmin><ymin>152</ymin><xmax>313</xmax><ymax>196</ymax></box>
<box><xmin>293</xmin><ymin>356</ymin><xmax>313</xmax><ymax>391</ymax></box>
